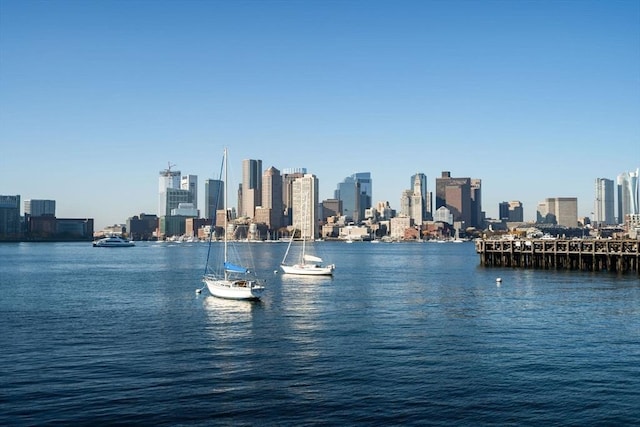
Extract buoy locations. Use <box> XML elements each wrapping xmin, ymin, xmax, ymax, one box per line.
<box><xmin>496</xmin><ymin>278</ymin><xmax>502</xmax><ymax>283</ymax></box>
<box><xmin>273</xmin><ymin>270</ymin><xmax>278</xmax><ymax>274</ymax></box>
<box><xmin>195</xmin><ymin>288</ymin><xmax>202</xmax><ymax>294</ymax></box>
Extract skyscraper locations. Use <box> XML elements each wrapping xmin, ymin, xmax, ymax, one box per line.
<box><xmin>24</xmin><ymin>199</ymin><xmax>56</xmax><ymax>217</ymax></box>
<box><xmin>0</xmin><ymin>195</ymin><xmax>21</xmax><ymax>236</ymax></box>
<box><xmin>435</xmin><ymin>171</ymin><xmax>472</xmax><ymax>227</ymax></box>
<box><xmin>241</xmin><ymin>159</ymin><xmax>262</xmax><ymax>219</ymax></box>
<box><xmin>158</xmin><ymin>164</ymin><xmax>182</xmax><ymax>217</ymax></box>
<box><xmin>292</xmin><ymin>174</ymin><xmax>319</xmax><ymax>240</ymax></box>
<box><xmin>471</xmin><ymin>179</ymin><xmax>483</xmax><ymax>227</ymax></box>
<box><xmin>335</xmin><ymin>172</ymin><xmax>372</xmax><ymax>223</ymax></box>
<box><xmin>410</xmin><ymin>173</ymin><xmax>431</xmax><ymax>221</ymax></box>
<box><xmin>261</xmin><ymin>166</ymin><xmax>284</xmax><ymax>230</ymax></box>
<box><xmin>594</xmin><ymin>178</ymin><xmax>615</xmax><ymax>226</ymax></box>
<box><xmin>204</xmin><ymin>179</ymin><xmax>224</xmax><ymax>221</ymax></box>
<box><xmin>507</xmin><ymin>201</ymin><xmax>524</xmax><ymax>222</ymax></box>
<box><xmin>180</xmin><ymin>175</ymin><xmax>198</xmax><ymax>213</ymax></box>
<box><xmin>499</xmin><ymin>201</ymin><xmax>523</xmax><ymax>222</ymax></box>
<box><xmin>617</xmin><ymin>168</ymin><xmax>639</xmax><ymax>222</ymax></box>
<box><xmin>282</xmin><ymin>168</ymin><xmax>307</xmax><ymax>226</ymax></box>
<box><xmin>536</xmin><ymin>197</ymin><xmax>578</xmax><ymax>227</ymax></box>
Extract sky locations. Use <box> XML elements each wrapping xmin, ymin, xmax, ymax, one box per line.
<box><xmin>1</xmin><ymin>0</ymin><xmax>639</xmax><ymax>230</ymax></box>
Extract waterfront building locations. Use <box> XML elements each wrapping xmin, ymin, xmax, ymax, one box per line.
<box><xmin>159</xmin><ymin>216</ymin><xmax>187</xmax><ymax>238</ymax></box>
<box><xmin>24</xmin><ymin>199</ymin><xmax>55</xmax><ymax>217</ymax></box>
<box><xmin>261</xmin><ymin>166</ymin><xmax>284</xmax><ymax>230</ymax></box>
<box><xmin>291</xmin><ymin>174</ymin><xmax>319</xmax><ymax>240</ymax></box>
<box><xmin>186</xmin><ymin>218</ymin><xmax>210</xmax><ymax>238</ymax></box>
<box><xmin>55</xmin><ymin>218</ymin><xmax>94</xmax><ymax>239</ymax></box>
<box><xmin>390</xmin><ymin>216</ymin><xmax>412</xmax><ymax>239</ymax></box>
<box><xmin>127</xmin><ymin>213</ymin><xmax>158</xmax><ymax>240</ymax></box>
<box><xmin>241</xmin><ymin>158</ymin><xmax>262</xmax><ymax>219</ymax></box>
<box><xmin>625</xmin><ymin>213</ymin><xmax>640</xmax><ymax>238</ymax></box>
<box><xmin>204</xmin><ymin>179</ymin><xmax>224</xmax><ymax>221</ymax></box>
<box><xmin>594</xmin><ymin>178</ymin><xmax>615</xmax><ymax>226</ymax></box>
<box><xmin>0</xmin><ymin>195</ymin><xmax>21</xmax><ymax>237</ymax></box>
<box><xmin>617</xmin><ymin>168</ymin><xmax>639</xmax><ymax>222</ymax></box>
<box><xmin>180</xmin><ymin>175</ymin><xmax>198</xmax><ymax>213</ymax></box>
<box><xmin>536</xmin><ymin>197</ymin><xmax>578</xmax><ymax>228</ymax></box>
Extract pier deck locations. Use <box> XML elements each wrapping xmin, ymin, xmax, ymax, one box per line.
<box><xmin>475</xmin><ymin>239</ymin><xmax>640</xmax><ymax>274</ymax></box>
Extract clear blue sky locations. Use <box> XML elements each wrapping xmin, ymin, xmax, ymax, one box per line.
<box><xmin>1</xmin><ymin>0</ymin><xmax>638</xmax><ymax>230</ymax></box>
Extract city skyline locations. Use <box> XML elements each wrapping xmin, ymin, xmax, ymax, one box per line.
<box><xmin>1</xmin><ymin>1</ymin><xmax>638</xmax><ymax>229</ymax></box>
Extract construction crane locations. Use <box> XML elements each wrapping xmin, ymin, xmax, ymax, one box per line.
<box><xmin>160</xmin><ymin>162</ymin><xmax>177</xmax><ymax>177</ymax></box>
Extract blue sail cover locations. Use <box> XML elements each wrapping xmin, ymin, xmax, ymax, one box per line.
<box><xmin>224</xmin><ymin>262</ymin><xmax>248</xmax><ymax>274</ymax></box>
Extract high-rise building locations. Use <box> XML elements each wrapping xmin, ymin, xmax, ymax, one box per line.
<box><xmin>159</xmin><ymin>164</ymin><xmax>180</xmax><ymax>191</ymax></box>
<box><xmin>241</xmin><ymin>159</ymin><xmax>262</xmax><ymax>219</ymax></box>
<box><xmin>400</xmin><ymin>189</ymin><xmax>412</xmax><ymax>218</ymax></box>
<box><xmin>160</xmin><ymin>188</ymin><xmax>193</xmax><ymax>217</ymax></box>
<box><xmin>335</xmin><ymin>172</ymin><xmax>372</xmax><ymax>223</ymax></box>
<box><xmin>471</xmin><ymin>179</ymin><xmax>483</xmax><ymax>227</ymax></box>
<box><xmin>410</xmin><ymin>173</ymin><xmax>431</xmax><ymax>222</ymax></box>
<box><xmin>499</xmin><ymin>202</ymin><xmax>509</xmax><ymax>221</ymax></box>
<box><xmin>292</xmin><ymin>174</ymin><xmax>320</xmax><ymax>240</ymax></box>
<box><xmin>261</xmin><ymin>166</ymin><xmax>284</xmax><ymax>230</ymax></box>
<box><xmin>282</xmin><ymin>168</ymin><xmax>307</xmax><ymax>226</ymax></box>
<box><xmin>180</xmin><ymin>175</ymin><xmax>198</xmax><ymax>213</ymax></box>
<box><xmin>435</xmin><ymin>172</ymin><xmax>473</xmax><ymax>227</ymax></box>
<box><xmin>509</xmin><ymin>201</ymin><xmax>523</xmax><ymax>222</ymax></box>
<box><xmin>0</xmin><ymin>195</ymin><xmax>21</xmax><ymax>236</ymax></box>
<box><xmin>617</xmin><ymin>168</ymin><xmax>639</xmax><ymax>223</ymax></box>
<box><xmin>499</xmin><ymin>201</ymin><xmax>524</xmax><ymax>222</ymax></box>
<box><xmin>24</xmin><ymin>199</ymin><xmax>55</xmax><ymax>217</ymax></box>
<box><xmin>594</xmin><ymin>178</ymin><xmax>615</xmax><ymax>226</ymax></box>
<box><xmin>322</xmin><ymin>199</ymin><xmax>342</xmax><ymax>220</ymax></box>
<box><xmin>204</xmin><ymin>179</ymin><xmax>224</xmax><ymax>222</ymax></box>
<box><xmin>536</xmin><ymin>197</ymin><xmax>578</xmax><ymax>227</ymax></box>
<box><xmin>158</xmin><ymin>164</ymin><xmax>181</xmax><ymax>217</ymax></box>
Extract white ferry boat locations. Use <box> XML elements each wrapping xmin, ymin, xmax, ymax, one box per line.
<box><xmin>93</xmin><ymin>235</ymin><xmax>135</xmax><ymax>247</ymax></box>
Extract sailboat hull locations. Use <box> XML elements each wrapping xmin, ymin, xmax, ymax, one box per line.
<box><xmin>280</xmin><ymin>263</ymin><xmax>334</xmax><ymax>276</ymax></box>
<box><xmin>203</xmin><ymin>276</ymin><xmax>265</xmax><ymax>300</ymax></box>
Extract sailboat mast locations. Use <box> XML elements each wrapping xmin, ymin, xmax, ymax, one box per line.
<box><xmin>300</xmin><ymin>190</ymin><xmax>307</xmax><ymax>264</ymax></box>
<box><xmin>223</xmin><ymin>147</ymin><xmax>228</xmax><ymax>280</ymax></box>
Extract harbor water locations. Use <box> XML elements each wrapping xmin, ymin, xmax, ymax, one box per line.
<box><xmin>1</xmin><ymin>241</ymin><xmax>639</xmax><ymax>425</ymax></box>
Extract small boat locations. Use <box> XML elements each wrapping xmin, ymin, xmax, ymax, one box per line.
<box><xmin>93</xmin><ymin>235</ymin><xmax>135</xmax><ymax>247</ymax></box>
<box><xmin>202</xmin><ymin>148</ymin><xmax>265</xmax><ymax>300</ymax></box>
<box><xmin>280</xmin><ymin>193</ymin><xmax>335</xmax><ymax>276</ymax></box>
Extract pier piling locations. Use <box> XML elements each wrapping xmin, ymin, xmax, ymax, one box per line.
<box><xmin>475</xmin><ymin>239</ymin><xmax>640</xmax><ymax>274</ymax></box>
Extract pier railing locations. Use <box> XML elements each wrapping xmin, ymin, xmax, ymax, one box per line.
<box><xmin>475</xmin><ymin>239</ymin><xmax>640</xmax><ymax>274</ymax></box>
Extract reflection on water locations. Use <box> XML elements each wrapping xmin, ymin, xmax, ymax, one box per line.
<box><xmin>202</xmin><ymin>295</ymin><xmax>260</xmax><ymax>322</ymax></box>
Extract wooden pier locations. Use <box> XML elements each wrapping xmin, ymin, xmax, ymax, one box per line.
<box><xmin>476</xmin><ymin>239</ymin><xmax>640</xmax><ymax>274</ymax></box>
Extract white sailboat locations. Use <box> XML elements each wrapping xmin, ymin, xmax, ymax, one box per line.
<box><xmin>280</xmin><ymin>192</ymin><xmax>335</xmax><ymax>276</ymax></box>
<box><xmin>202</xmin><ymin>148</ymin><xmax>265</xmax><ymax>300</ymax></box>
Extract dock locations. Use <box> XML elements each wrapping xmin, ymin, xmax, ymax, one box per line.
<box><xmin>475</xmin><ymin>239</ymin><xmax>640</xmax><ymax>274</ymax></box>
